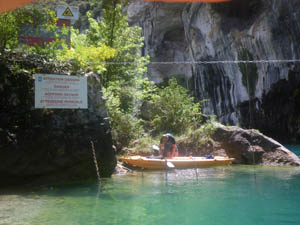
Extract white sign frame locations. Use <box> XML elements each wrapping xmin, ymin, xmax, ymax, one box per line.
<box><xmin>35</xmin><ymin>74</ymin><xmax>87</xmax><ymax>109</ymax></box>
<box><xmin>56</xmin><ymin>5</ymin><xmax>79</xmax><ymax>20</ymax></box>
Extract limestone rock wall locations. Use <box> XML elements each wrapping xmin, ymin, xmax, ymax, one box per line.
<box><xmin>127</xmin><ymin>0</ymin><xmax>300</xmax><ymax>140</ymax></box>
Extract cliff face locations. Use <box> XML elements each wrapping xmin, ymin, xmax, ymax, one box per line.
<box><xmin>0</xmin><ymin>61</ymin><xmax>116</xmax><ymax>186</ymax></box>
<box><xmin>127</xmin><ymin>0</ymin><xmax>300</xmax><ymax>141</ymax></box>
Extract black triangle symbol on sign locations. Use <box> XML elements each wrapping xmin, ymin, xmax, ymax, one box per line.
<box><xmin>62</xmin><ymin>7</ymin><xmax>73</xmax><ymax>17</ymax></box>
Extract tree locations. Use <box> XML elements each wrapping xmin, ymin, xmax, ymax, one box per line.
<box><xmin>0</xmin><ymin>7</ymin><xmax>67</xmax><ymax>60</ymax></box>
<box><xmin>0</xmin><ymin>8</ymin><xmax>46</xmax><ymax>52</ymax></box>
<box><xmin>86</xmin><ymin>2</ymin><xmax>148</xmax><ymax>88</ymax></box>
<box><xmin>148</xmin><ymin>78</ymin><xmax>202</xmax><ymax>135</ymax></box>
<box><xmin>58</xmin><ymin>28</ymin><xmax>116</xmax><ymax>75</ymax></box>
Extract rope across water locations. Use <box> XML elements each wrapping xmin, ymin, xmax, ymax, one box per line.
<box><xmin>88</xmin><ymin>59</ymin><xmax>300</xmax><ymax>65</ymax></box>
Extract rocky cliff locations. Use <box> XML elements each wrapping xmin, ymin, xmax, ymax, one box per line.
<box><xmin>0</xmin><ymin>57</ymin><xmax>116</xmax><ymax>186</ymax></box>
<box><xmin>127</xmin><ymin>0</ymin><xmax>300</xmax><ymax>141</ymax></box>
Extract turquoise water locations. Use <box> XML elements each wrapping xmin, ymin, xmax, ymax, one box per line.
<box><xmin>285</xmin><ymin>144</ymin><xmax>300</xmax><ymax>156</ymax></box>
<box><xmin>2</xmin><ymin>166</ymin><xmax>300</xmax><ymax>225</ymax></box>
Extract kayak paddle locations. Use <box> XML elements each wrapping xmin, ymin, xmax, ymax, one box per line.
<box><xmin>166</xmin><ymin>160</ymin><xmax>175</xmax><ymax>168</ymax></box>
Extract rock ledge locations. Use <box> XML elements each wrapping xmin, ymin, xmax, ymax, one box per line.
<box><xmin>212</xmin><ymin>124</ymin><xmax>300</xmax><ymax>166</ymax></box>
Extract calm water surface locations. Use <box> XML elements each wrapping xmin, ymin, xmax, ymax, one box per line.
<box><xmin>285</xmin><ymin>144</ymin><xmax>300</xmax><ymax>156</ymax></box>
<box><xmin>1</xmin><ymin>166</ymin><xmax>300</xmax><ymax>225</ymax></box>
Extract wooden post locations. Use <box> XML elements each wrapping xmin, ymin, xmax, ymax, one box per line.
<box><xmin>90</xmin><ymin>140</ymin><xmax>101</xmax><ymax>183</ymax></box>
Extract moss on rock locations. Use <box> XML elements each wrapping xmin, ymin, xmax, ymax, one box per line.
<box><xmin>238</xmin><ymin>48</ymin><xmax>258</xmax><ymax>98</ymax></box>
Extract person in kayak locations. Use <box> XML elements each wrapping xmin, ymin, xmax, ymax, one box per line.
<box><xmin>159</xmin><ymin>133</ymin><xmax>179</xmax><ymax>158</ymax></box>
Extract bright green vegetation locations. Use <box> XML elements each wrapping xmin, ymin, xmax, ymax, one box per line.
<box><xmin>176</xmin><ymin>118</ymin><xmax>217</xmax><ymax>153</ymax></box>
<box><xmin>0</xmin><ymin>10</ymin><xmax>26</xmax><ymax>51</ymax></box>
<box><xmin>128</xmin><ymin>136</ymin><xmax>162</xmax><ymax>155</ymax></box>
<box><xmin>146</xmin><ymin>78</ymin><xmax>202</xmax><ymax>136</ymax></box>
<box><xmin>4</xmin><ymin>166</ymin><xmax>300</xmax><ymax>225</ymax></box>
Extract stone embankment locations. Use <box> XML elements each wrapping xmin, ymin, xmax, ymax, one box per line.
<box><xmin>0</xmin><ymin>60</ymin><xmax>116</xmax><ymax>186</ymax></box>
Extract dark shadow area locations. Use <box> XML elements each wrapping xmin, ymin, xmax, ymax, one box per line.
<box><xmin>211</xmin><ymin>0</ymin><xmax>263</xmax><ymax>34</ymax></box>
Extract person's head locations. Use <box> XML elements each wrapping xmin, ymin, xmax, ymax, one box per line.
<box><xmin>162</xmin><ymin>135</ymin><xmax>169</xmax><ymax>142</ymax></box>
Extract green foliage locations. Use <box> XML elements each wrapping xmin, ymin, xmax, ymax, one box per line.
<box><xmin>58</xmin><ymin>28</ymin><xmax>116</xmax><ymax>74</ymax></box>
<box><xmin>148</xmin><ymin>78</ymin><xmax>202</xmax><ymax>135</ymax></box>
<box><xmin>86</xmin><ymin>4</ymin><xmax>148</xmax><ymax>87</ymax></box>
<box><xmin>104</xmin><ymin>81</ymin><xmax>144</xmax><ymax>149</ymax></box>
<box><xmin>103</xmin><ymin>76</ymin><xmax>158</xmax><ymax>150</ymax></box>
<box><xmin>0</xmin><ymin>7</ymin><xmax>67</xmax><ymax>61</ymax></box>
<box><xmin>27</xmin><ymin>39</ymin><xmax>64</xmax><ymax>61</ymax></box>
<box><xmin>98</xmin><ymin>0</ymin><xmax>129</xmax><ymax>47</ymax></box>
<box><xmin>0</xmin><ymin>12</ymin><xmax>18</xmax><ymax>50</ymax></box>
<box><xmin>238</xmin><ymin>49</ymin><xmax>258</xmax><ymax>98</ymax></box>
<box><xmin>186</xmin><ymin>118</ymin><xmax>217</xmax><ymax>147</ymax></box>
<box><xmin>0</xmin><ymin>9</ymin><xmax>33</xmax><ymax>51</ymax></box>
<box><xmin>176</xmin><ymin>117</ymin><xmax>217</xmax><ymax>155</ymax></box>
<box><xmin>160</xmin><ymin>74</ymin><xmax>189</xmax><ymax>89</ymax></box>
<box><xmin>90</xmin><ymin>3</ymin><xmax>149</xmax><ymax>149</ymax></box>
<box><xmin>127</xmin><ymin>136</ymin><xmax>161</xmax><ymax>156</ymax></box>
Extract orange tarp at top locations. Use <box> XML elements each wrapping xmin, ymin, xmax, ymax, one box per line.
<box><xmin>0</xmin><ymin>0</ymin><xmax>36</xmax><ymax>13</ymax></box>
<box><xmin>144</xmin><ymin>0</ymin><xmax>231</xmax><ymax>2</ymax></box>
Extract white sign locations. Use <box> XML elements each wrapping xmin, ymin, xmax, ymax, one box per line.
<box><xmin>56</xmin><ymin>5</ymin><xmax>79</xmax><ymax>20</ymax></box>
<box><xmin>35</xmin><ymin>74</ymin><xmax>87</xmax><ymax>109</ymax></box>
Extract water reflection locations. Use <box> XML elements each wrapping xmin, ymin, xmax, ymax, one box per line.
<box><xmin>125</xmin><ymin>165</ymin><xmax>300</xmax><ymax>186</ymax></box>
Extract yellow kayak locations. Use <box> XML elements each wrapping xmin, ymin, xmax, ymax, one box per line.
<box><xmin>119</xmin><ymin>156</ymin><xmax>235</xmax><ymax>169</ymax></box>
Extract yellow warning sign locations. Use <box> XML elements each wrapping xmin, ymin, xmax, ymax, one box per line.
<box><xmin>57</xmin><ymin>5</ymin><xmax>79</xmax><ymax>20</ymax></box>
<box><xmin>62</xmin><ymin>7</ymin><xmax>73</xmax><ymax>17</ymax></box>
